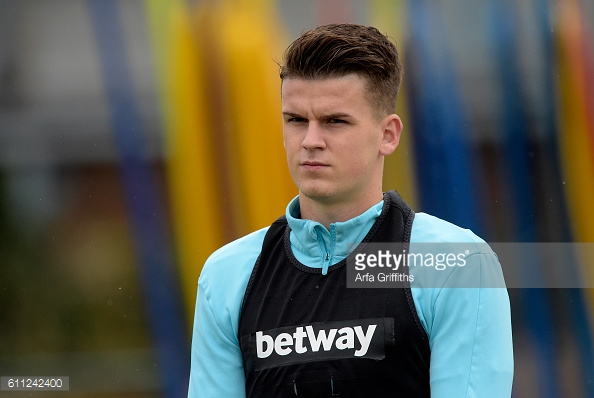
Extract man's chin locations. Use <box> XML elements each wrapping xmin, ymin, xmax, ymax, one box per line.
<box><xmin>299</xmin><ymin>185</ymin><xmax>337</xmax><ymax>203</ymax></box>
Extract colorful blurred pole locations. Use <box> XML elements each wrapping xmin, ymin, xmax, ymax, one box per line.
<box><xmin>212</xmin><ymin>0</ymin><xmax>297</xmax><ymax>235</ymax></box>
<box><xmin>148</xmin><ymin>0</ymin><xmax>295</xmax><ymax>323</ymax></box>
<box><xmin>535</xmin><ymin>0</ymin><xmax>594</xmax><ymax>395</ymax></box>
<box><xmin>197</xmin><ymin>0</ymin><xmax>295</xmax><ymax>236</ymax></box>
<box><xmin>144</xmin><ymin>0</ymin><xmax>181</xmax><ymax>105</ymax></box>
<box><xmin>145</xmin><ymin>0</ymin><xmax>227</xmax><ymax>322</ymax></box>
<box><xmin>555</xmin><ymin>0</ymin><xmax>594</xmax><ymax>392</ymax></box>
<box><xmin>486</xmin><ymin>0</ymin><xmax>536</xmax><ymax>242</ymax></box>
<box><xmin>87</xmin><ymin>1</ymin><xmax>189</xmax><ymax>397</ymax></box>
<box><xmin>485</xmin><ymin>1</ymin><xmax>559</xmax><ymax>396</ymax></box>
<box><xmin>405</xmin><ymin>0</ymin><xmax>482</xmax><ymax>234</ymax></box>
<box><xmin>555</xmin><ymin>0</ymin><xmax>594</xmax><ymax>286</ymax></box>
<box><xmin>555</xmin><ymin>0</ymin><xmax>594</xmax><ymax>243</ymax></box>
<box><xmin>370</xmin><ymin>0</ymin><xmax>418</xmax><ymax>209</ymax></box>
<box><xmin>580</xmin><ymin>2</ymin><xmax>594</xmax><ymax>161</ymax></box>
<box><xmin>531</xmin><ymin>0</ymin><xmax>574</xmax><ymax>243</ymax></box>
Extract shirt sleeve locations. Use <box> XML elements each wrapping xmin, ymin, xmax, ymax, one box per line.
<box><xmin>416</xmin><ymin>252</ymin><xmax>514</xmax><ymax>398</ymax></box>
<box><xmin>187</xmin><ymin>283</ymin><xmax>246</xmax><ymax>398</ymax></box>
<box><xmin>187</xmin><ymin>227</ymin><xmax>268</xmax><ymax>398</ymax></box>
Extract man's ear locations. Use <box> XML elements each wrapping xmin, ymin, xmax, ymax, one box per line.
<box><xmin>379</xmin><ymin>114</ymin><xmax>403</xmax><ymax>156</ymax></box>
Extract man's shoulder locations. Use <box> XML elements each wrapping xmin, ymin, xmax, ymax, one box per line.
<box><xmin>199</xmin><ymin>226</ymin><xmax>270</xmax><ymax>290</ymax></box>
<box><xmin>411</xmin><ymin>212</ymin><xmax>493</xmax><ymax>254</ymax></box>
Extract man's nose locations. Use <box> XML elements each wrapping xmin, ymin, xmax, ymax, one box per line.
<box><xmin>301</xmin><ymin>123</ymin><xmax>326</xmax><ymax>150</ymax></box>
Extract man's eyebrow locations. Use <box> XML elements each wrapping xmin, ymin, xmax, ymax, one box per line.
<box><xmin>282</xmin><ymin>112</ymin><xmax>303</xmax><ymax>118</ymax></box>
<box><xmin>281</xmin><ymin>112</ymin><xmax>354</xmax><ymax>120</ymax></box>
<box><xmin>322</xmin><ymin>113</ymin><xmax>352</xmax><ymax>120</ymax></box>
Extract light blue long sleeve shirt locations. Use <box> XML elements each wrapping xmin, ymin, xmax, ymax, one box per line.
<box><xmin>188</xmin><ymin>197</ymin><xmax>514</xmax><ymax>397</ymax></box>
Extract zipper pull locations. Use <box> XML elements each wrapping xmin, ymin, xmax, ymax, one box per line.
<box><xmin>322</xmin><ymin>252</ymin><xmax>330</xmax><ymax>276</ymax></box>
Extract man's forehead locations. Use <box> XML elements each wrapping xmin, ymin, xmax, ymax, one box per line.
<box><xmin>281</xmin><ymin>74</ymin><xmax>368</xmax><ymax>90</ymax></box>
<box><xmin>281</xmin><ymin>75</ymin><xmax>368</xmax><ymax>104</ymax></box>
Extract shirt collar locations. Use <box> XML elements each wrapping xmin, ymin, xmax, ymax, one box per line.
<box><xmin>285</xmin><ymin>195</ymin><xmax>384</xmax><ymax>274</ymax></box>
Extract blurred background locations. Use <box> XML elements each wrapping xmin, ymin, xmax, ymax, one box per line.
<box><xmin>0</xmin><ymin>0</ymin><xmax>593</xmax><ymax>396</ymax></box>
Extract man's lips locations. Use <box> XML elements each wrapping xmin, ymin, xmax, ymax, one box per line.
<box><xmin>300</xmin><ymin>161</ymin><xmax>329</xmax><ymax>170</ymax></box>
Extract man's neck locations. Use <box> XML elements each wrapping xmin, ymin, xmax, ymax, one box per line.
<box><xmin>299</xmin><ymin>190</ymin><xmax>384</xmax><ymax>229</ymax></box>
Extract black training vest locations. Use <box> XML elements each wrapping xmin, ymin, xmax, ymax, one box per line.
<box><xmin>239</xmin><ymin>191</ymin><xmax>430</xmax><ymax>397</ymax></box>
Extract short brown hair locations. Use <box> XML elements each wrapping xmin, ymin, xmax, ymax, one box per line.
<box><xmin>280</xmin><ymin>24</ymin><xmax>402</xmax><ymax>116</ymax></box>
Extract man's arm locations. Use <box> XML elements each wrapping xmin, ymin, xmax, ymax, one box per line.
<box><xmin>410</xmin><ymin>213</ymin><xmax>513</xmax><ymax>397</ymax></box>
<box><xmin>187</xmin><ymin>283</ymin><xmax>246</xmax><ymax>397</ymax></box>
<box><xmin>414</xmin><ymin>252</ymin><xmax>514</xmax><ymax>397</ymax></box>
<box><xmin>187</xmin><ymin>228</ymin><xmax>268</xmax><ymax>398</ymax></box>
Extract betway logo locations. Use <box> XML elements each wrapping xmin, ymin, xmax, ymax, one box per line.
<box><xmin>257</xmin><ymin>324</ymin><xmax>376</xmax><ymax>358</ymax></box>
<box><xmin>243</xmin><ymin>318</ymin><xmax>393</xmax><ymax>371</ymax></box>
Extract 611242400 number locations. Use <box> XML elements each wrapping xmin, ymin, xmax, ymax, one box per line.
<box><xmin>1</xmin><ymin>377</ymin><xmax>69</xmax><ymax>391</ymax></box>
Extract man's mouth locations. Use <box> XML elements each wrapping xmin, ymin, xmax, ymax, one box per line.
<box><xmin>301</xmin><ymin>161</ymin><xmax>329</xmax><ymax>170</ymax></box>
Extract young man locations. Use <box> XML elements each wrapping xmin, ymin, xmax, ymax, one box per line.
<box><xmin>188</xmin><ymin>24</ymin><xmax>513</xmax><ymax>397</ymax></box>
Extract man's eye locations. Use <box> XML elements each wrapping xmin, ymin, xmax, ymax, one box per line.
<box><xmin>329</xmin><ymin>118</ymin><xmax>347</xmax><ymax>124</ymax></box>
<box><xmin>287</xmin><ymin>117</ymin><xmax>307</xmax><ymax>123</ymax></box>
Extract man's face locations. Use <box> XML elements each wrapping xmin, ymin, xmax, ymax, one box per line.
<box><xmin>281</xmin><ymin>74</ymin><xmax>396</xmax><ymax>205</ymax></box>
